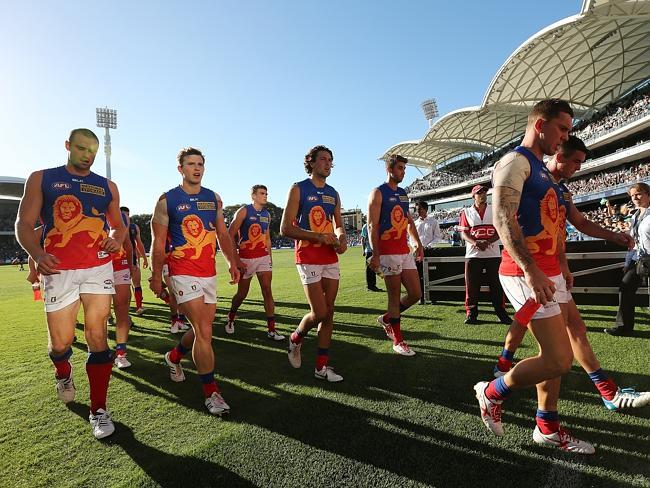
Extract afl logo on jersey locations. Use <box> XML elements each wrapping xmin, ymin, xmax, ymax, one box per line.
<box><xmin>539</xmin><ymin>171</ymin><xmax>549</xmax><ymax>181</ymax></box>
<box><xmin>307</xmin><ymin>196</ymin><xmax>318</xmax><ymax>202</ymax></box>
<box><xmin>389</xmin><ymin>197</ymin><xmax>397</xmax><ymax>202</ymax></box>
<box><xmin>52</xmin><ymin>182</ymin><xmax>71</xmax><ymax>190</ymax></box>
<box><xmin>176</xmin><ymin>203</ymin><xmax>191</xmax><ymax>212</ymax></box>
<box><xmin>250</xmin><ymin>216</ymin><xmax>258</xmax><ymax>221</ymax></box>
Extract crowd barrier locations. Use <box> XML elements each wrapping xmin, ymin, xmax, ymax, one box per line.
<box><xmin>423</xmin><ymin>240</ymin><xmax>648</xmax><ymax>307</ymax></box>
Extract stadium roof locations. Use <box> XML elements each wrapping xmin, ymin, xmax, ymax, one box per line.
<box><xmin>0</xmin><ymin>176</ymin><xmax>25</xmax><ymax>199</ymax></box>
<box><xmin>382</xmin><ymin>0</ymin><xmax>650</xmax><ymax>169</ymax></box>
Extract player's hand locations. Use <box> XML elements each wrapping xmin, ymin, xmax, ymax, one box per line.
<box><xmin>368</xmin><ymin>254</ymin><xmax>380</xmax><ymax>272</ymax></box>
<box><xmin>335</xmin><ymin>239</ymin><xmax>347</xmax><ymax>254</ymax></box>
<box><xmin>35</xmin><ymin>252</ymin><xmax>60</xmax><ymax>275</ymax></box>
<box><xmin>149</xmin><ymin>276</ymin><xmax>163</xmax><ymax>297</ymax></box>
<box><xmin>476</xmin><ymin>240</ymin><xmax>488</xmax><ymax>251</ymax></box>
<box><xmin>229</xmin><ymin>265</ymin><xmax>241</xmax><ymax>285</ymax></box>
<box><xmin>142</xmin><ymin>258</ymin><xmax>149</xmax><ymax>269</ymax></box>
<box><xmin>563</xmin><ymin>271</ymin><xmax>574</xmax><ymax>291</ymax></box>
<box><xmin>100</xmin><ymin>237</ymin><xmax>121</xmax><ymax>253</ymax></box>
<box><xmin>615</xmin><ymin>232</ymin><xmax>635</xmax><ymax>249</ymax></box>
<box><xmin>26</xmin><ymin>269</ymin><xmax>39</xmax><ymax>284</ymax></box>
<box><xmin>414</xmin><ymin>244</ymin><xmax>424</xmax><ymax>262</ymax></box>
<box><xmin>524</xmin><ymin>266</ymin><xmax>556</xmax><ymax>305</ymax></box>
<box><xmin>318</xmin><ymin>233</ymin><xmax>339</xmax><ymax>246</ymax></box>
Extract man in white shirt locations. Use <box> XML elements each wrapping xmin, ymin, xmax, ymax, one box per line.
<box><xmin>410</xmin><ymin>201</ymin><xmax>442</xmax><ymax>304</ymax></box>
<box><xmin>458</xmin><ymin>185</ymin><xmax>510</xmax><ymax>324</ymax></box>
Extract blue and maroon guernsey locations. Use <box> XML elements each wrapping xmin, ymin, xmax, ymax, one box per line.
<box><xmin>40</xmin><ymin>165</ymin><xmax>112</xmax><ymax>270</ymax></box>
<box><xmin>293</xmin><ymin>178</ymin><xmax>338</xmax><ymax>265</ymax></box>
<box><xmin>237</xmin><ymin>204</ymin><xmax>270</xmax><ymax>259</ymax></box>
<box><xmin>112</xmin><ymin>211</ymin><xmax>130</xmax><ymax>272</ymax></box>
<box><xmin>165</xmin><ymin>186</ymin><xmax>218</xmax><ymax>277</ymax></box>
<box><xmin>499</xmin><ymin>147</ymin><xmax>569</xmax><ymax>277</ymax></box>
<box><xmin>377</xmin><ymin>183</ymin><xmax>410</xmax><ymax>255</ymax></box>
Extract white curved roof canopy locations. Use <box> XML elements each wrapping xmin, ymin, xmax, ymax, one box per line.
<box><xmin>382</xmin><ymin>0</ymin><xmax>650</xmax><ymax>169</ymax></box>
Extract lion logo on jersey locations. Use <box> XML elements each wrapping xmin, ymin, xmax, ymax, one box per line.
<box><xmin>381</xmin><ymin>205</ymin><xmax>408</xmax><ymax>241</ymax></box>
<box><xmin>171</xmin><ymin>214</ymin><xmax>216</xmax><ymax>260</ymax></box>
<box><xmin>241</xmin><ymin>223</ymin><xmax>266</xmax><ymax>250</ymax></box>
<box><xmin>43</xmin><ymin>195</ymin><xmax>107</xmax><ymax>249</ymax></box>
<box><xmin>525</xmin><ymin>188</ymin><xmax>565</xmax><ymax>255</ymax></box>
<box><xmin>299</xmin><ymin>205</ymin><xmax>334</xmax><ymax>248</ymax></box>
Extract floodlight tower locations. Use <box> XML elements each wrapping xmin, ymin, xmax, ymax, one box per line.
<box><xmin>96</xmin><ymin>107</ymin><xmax>117</xmax><ymax>180</ymax></box>
<box><xmin>421</xmin><ymin>99</ymin><xmax>439</xmax><ymax>128</ymax></box>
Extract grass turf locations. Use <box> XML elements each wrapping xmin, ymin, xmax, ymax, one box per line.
<box><xmin>0</xmin><ymin>249</ymin><xmax>649</xmax><ymax>488</ymax></box>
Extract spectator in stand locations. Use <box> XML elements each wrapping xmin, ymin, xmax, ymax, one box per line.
<box><xmin>458</xmin><ymin>185</ymin><xmax>510</xmax><ymax>325</ymax></box>
<box><xmin>607</xmin><ymin>182</ymin><xmax>650</xmax><ymax>336</ymax></box>
<box><xmin>410</xmin><ymin>201</ymin><xmax>442</xmax><ymax>304</ymax></box>
<box><xmin>361</xmin><ymin>222</ymin><xmax>381</xmax><ymax>292</ymax></box>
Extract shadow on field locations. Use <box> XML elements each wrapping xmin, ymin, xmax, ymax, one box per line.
<box><xmin>66</xmin><ymin>403</ymin><xmax>254</xmax><ymax>487</ymax></box>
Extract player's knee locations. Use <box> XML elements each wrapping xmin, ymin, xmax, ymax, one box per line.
<box><xmin>49</xmin><ymin>340</ymin><xmax>73</xmax><ymax>355</ymax></box>
<box><xmin>84</xmin><ymin>326</ymin><xmax>105</xmax><ymax>346</ymax></box>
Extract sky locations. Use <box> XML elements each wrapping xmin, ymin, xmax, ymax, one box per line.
<box><xmin>0</xmin><ymin>0</ymin><xmax>580</xmax><ymax>214</ymax></box>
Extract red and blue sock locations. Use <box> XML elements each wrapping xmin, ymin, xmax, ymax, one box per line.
<box><xmin>496</xmin><ymin>348</ymin><xmax>515</xmax><ymax>373</ymax></box>
<box><xmin>588</xmin><ymin>368</ymin><xmax>618</xmax><ymax>401</ymax></box>
<box><xmin>115</xmin><ymin>343</ymin><xmax>127</xmax><ymax>357</ymax></box>
<box><xmin>389</xmin><ymin>317</ymin><xmax>403</xmax><ymax>345</ymax></box>
<box><xmin>169</xmin><ymin>342</ymin><xmax>191</xmax><ymax>364</ymax></box>
<box><xmin>86</xmin><ymin>349</ymin><xmax>113</xmax><ymax>414</ymax></box>
<box><xmin>49</xmin><ymin>348</ymin><xmax>73</xmax><ymax>379</ymax></box>
<box><xmin>199</xmin><ymin>371</ymin><xmax>219</xmax><ymax>398</ymax></box>
<box><xmin>316</xmin><ymin>348</ymin><xmax>329</xmax><ymax>371</ymax></box>
<box><xmin>133</xmin><ymin>286</ymin><xmax>143</xmax><ymax>309</ymax></box>
<box><xmin>485</xmin><ymin>376</ymin><xmax>512</xmax><ymax>403</ymax></box>
<box><xmin>266</xmin><ymin>316</ymin><xmax>276</xmax><ymax>332</ymax></box>
<box><xmin>290</xmin><ymin>327</ymin><xmax>307</xmax><ymax>345</ymax></box>
<box><xmin>535</xmin><ymin>409</ymin><xmax>560</xmax><ymax>435</ymax></box>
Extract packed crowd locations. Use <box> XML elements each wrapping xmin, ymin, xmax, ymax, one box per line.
<box><xmin>573</xmin><ymin>93</ymin><xmax>650</xmax><ymax>142</ymax></box>
<box><xmin>567</xmin><ymin>159</ymin><xmax>650</xmax><ymax>197</ymax></box>
<box><xmin>406</xmin><ymin>90</ymin><xmax>650</xmax><ymax>196</ymax></box>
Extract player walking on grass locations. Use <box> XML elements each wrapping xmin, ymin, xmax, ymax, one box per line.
<box><xmin>112</xmin><ymin>210</ymin><xmax>135</xmax><ymax>369</ymax></box>
<box><xmin>368</xmin><ymin>154</ymin><xmax>423</xmax><ymax>356</ymax></box>
<box><xmin>121</xmin><ymin>207</ymin><xmax>148</xmax><ymax>316</ymax></box>
<box><xmin>474</xmin><ymin>99</ymin><xmax>595</xmax><ymax>454</ymax></box>
<box><xmin>280</xmin><ymin>145</ymin><xmax>347</xmax><ymax>382</ymax></box>
<box><xmin>225</xmin><ymin>184</ymin><xmax>284</xmax><ymax>341</ymax></box>
<box><xmin>492</xmin><ymin>135</ymin><xmax>650</xmax><ymax>410</ymax></box>
<box><xmin>16</xmin><ymin>128</ymin><xmax>127</xmax><ymax>439</ymax></box>
<box><xmin>150</xmin><ymin>147</ymin><xmax>241</xmax><ymax>415</ymax></box>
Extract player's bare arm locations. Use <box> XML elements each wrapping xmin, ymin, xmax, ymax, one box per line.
<box><xmin>568</xmin><ymin>203</ymin><xmax>634</xmax><ymax>249</ymax></box>
<box><xmin>134</xmin><ymin>225</ymin><xmax>149</xmax><ymax>268</ymax></box>
<box><xmin>15</xmin><ymin>171</ymin><xmax>60</xmax><ymax>275</ymax></box>
<box><xmin>103</xmin><ymin>181</ymin><xmax>127</xmax><ymax>254</ymax></box>
<box><xmin>215</xmin><ymin>194</ymin><xmax>241</xmax><ymax>284</ymax></box>
<box><xmin>149</xmin><ymin>194</ymin><xmax>169</xmax><ymax>297</ymax></box>
<box><xmin>280</xmin><ymin>184</ymin><xmax>338</xmax><ymax>245</ymax></box>
<box><xmin>228</xmin><ymin>206</ymin><xmax>247</xmax><ymax>244</ymax></box>
<box><xmin>332</xmin><ymin>193</ymin><xmax>347</xmax><ymax>254</ymax></box>
<box><xmin>367</xmin><ymin>188</ymin><xmax>382</xmax><ymax>271</ymax></box>
<box><xmin>406</xmin><ymin>214</ymin><xmax>424</xmax><ymax>262</ymax></box>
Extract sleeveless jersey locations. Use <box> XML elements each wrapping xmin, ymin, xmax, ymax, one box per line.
<box><xmin>40</xmin><ymin>165</ymin><xmax>112</xmax><ymax>270</ymax></box>
<box><xmin>112</xmin><ymin>211</ymin><xmax>130</xmax><ymax>272</ymax></box>
<box><xmin>293</xmin><ymin>178</ymin><xmax>338</xmax><ymax>265</ymax></box>
<box><xmin>498</xmin><ymin>147</ymin><xmax>569</xmax><ymax>277</ymax></box>
<box><xmin>377</xmin><ymin>183</ymin><xmax>410</xmax><ymax>255</ymax></box>
<box><xmin>237</xmin><ymin>204</ymin><xmax>270</xmax><ymax>259</ymax></box>
<box><xmin>165</xmin><ymin>186</ymin><xmax>218</xmax><ymax>277</ymax></box>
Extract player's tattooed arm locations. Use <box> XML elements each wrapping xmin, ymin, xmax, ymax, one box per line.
<box><xmin>215</xmin><ymin>193</ymin><xmax>242</xmax><ymax>284</ymax></box>
<box><xmin>492</xmin><ymin>186</ymin><xmax>534</xmax><ymax>271</ymax></box>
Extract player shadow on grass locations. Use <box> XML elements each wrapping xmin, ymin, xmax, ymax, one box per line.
<box><xmin>106</xmin><ymin>324</ymin><xmax>648</xmax><ymax>484</ymax></box>
<box><xmin>65</xmin><ymin>402</ymin><xmax>255</xmax><ymax>487</ymax></box>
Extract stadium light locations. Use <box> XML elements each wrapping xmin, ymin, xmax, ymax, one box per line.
<box><xmin>421</xmin><ymin>99</ymin><xmax>439</xmax><ymax>128</ymax></box>
<box><xmin>96</xmin><ymin>107</ymin><xmax>118</xmax><ymax>180</ymax></box>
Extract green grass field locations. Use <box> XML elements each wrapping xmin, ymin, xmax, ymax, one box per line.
<box><xmin>1</xmin><ymin>249</ymin><xmax>649</xmax><ymax>488</ymax></box>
